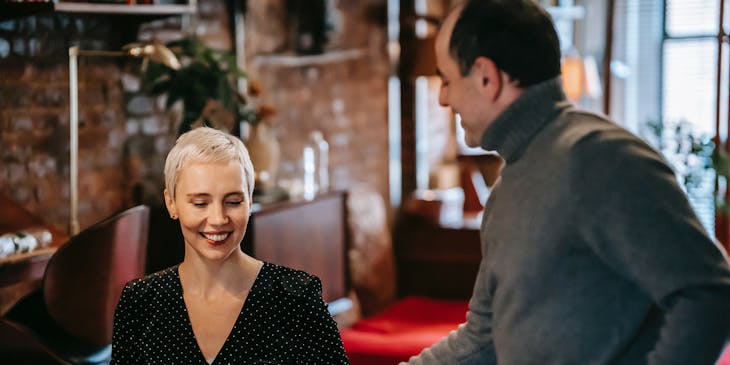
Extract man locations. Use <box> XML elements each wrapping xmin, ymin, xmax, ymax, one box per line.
<box><xmin>404</xmin><ymin>1</ymin><xmax>730</xmax><ymax>364</ymax></box>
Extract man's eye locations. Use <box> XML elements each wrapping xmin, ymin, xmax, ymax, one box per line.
<box><xmin>192</xmin><ymin>202</ymin><xmax>207</xmax><ymax>207</ymax></box>
<box><xmin>226</xmin><ymin>201</ymin><xmax>243</xmax><ymax>206</ymax></box>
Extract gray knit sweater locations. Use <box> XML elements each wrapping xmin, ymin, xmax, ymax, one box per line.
<box><xmin>405</xmin><ymin>77</ymin><xmax>730</xmax><ymax>365</ymax></box>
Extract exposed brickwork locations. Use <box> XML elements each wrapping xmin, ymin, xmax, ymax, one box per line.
<box><xmin>0</xmin><ymin>13</ymin><xmax>191</xmax><ymax>233</ymax></box>
<box><xmin>0</xmin><ymin>15</ymin><xmax>127</xmax><ymax>233</ymax></box>
<box><xmin>247</xmin><ymin>0</ymin><xmax>390</xmax><ymax>202</ymax></box>
<box><xmin>1</xmin><ymin>0</ymin><xmax>390</xmax><ymax>235</ymax></box>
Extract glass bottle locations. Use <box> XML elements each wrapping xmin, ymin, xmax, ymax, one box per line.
<box><xmin>310</xmin><ymin>131</ymin><xmax>330</xmax><ymax>193</ymax></box>
<box><xmin>302</xmin><ymin>142</ymin><xmax>318</xmax><ymax>200</ymax></box>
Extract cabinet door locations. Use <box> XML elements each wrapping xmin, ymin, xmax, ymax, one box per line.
<box><xmin>244</xmin><ymin>192</ymin><xmax>347</xmax><ymax>302</ymax></box>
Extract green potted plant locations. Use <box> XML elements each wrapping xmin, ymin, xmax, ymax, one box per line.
<box><xmin>142</xmin><ymin>37</ymin><xmax>281</xmax><ymax>194</ymax></box>
<box><xmin>142</xmin><ymin>37</ymin><xmax>272</xmax><ymax>135</ymax></box>
<box><xmin>642</xmin><ymin>120</ymin><xmax>714</xmax><ymax>196</ymax></box>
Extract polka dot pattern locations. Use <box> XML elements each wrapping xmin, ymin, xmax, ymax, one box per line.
<box><xmin>111</xmin><ymin>262</ymin><xmax>349</xmax><ymax>364</ymax></box>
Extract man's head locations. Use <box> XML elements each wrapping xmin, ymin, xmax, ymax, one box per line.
<box><xmin>435</xmin><ymin>0</ymin><xmax>561</xmax><ymax>147</ymax></box>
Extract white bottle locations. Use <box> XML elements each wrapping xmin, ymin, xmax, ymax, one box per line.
<box><xmin>302</xmin><ymin>143</ymin><xmax>317</xmax><ymax>200</ymax></box>
<box><xmin>310</xmin><ymin>131</ymin><xmax>329</xmax><ymax>193</ymax></box>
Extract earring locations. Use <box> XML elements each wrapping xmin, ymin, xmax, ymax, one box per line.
<box><xmin>171</xmin><ymin>214</ymin><xmax>178</xmax><ymax>220</ymax></box>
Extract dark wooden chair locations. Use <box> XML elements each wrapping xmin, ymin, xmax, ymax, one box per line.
<box><xmin>0</xmin><ymin>205</ymin><xmax>150</xmax><ymax>365</ymax></box>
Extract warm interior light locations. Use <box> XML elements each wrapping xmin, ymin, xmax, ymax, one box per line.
<box><xmin>562</xmin><ymin>50</ymin><xmax>585</xmax><ymax>101</ymax></box>
<box><xmin>561</xmin><ymin>48</ymin><xmax>602</xmax><ymax>102</ymax></box>
<box><xmin>122</xmin><ymin>42</ymin><xmax>181</xmax><ymax>70</ymax></box>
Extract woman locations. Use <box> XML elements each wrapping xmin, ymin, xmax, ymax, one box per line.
<box><xmin>111</xmin><ymin>127</ymin><xmax>349</xmax><ymax>364</ymax></box>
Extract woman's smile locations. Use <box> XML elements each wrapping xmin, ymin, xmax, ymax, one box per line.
<box><xmin>201</xmin><ymin>231</ymin><xmax>231</xmax><ymax>245</ymax></box>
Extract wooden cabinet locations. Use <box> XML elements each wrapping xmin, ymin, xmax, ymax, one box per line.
<box><xmin>394</xmin><ymin>213</ymin><xmax>481</xmax><ymax>300</ymax></box>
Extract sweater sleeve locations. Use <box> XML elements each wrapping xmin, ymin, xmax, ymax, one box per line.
<box><xmin>290</xmin><ymin>276</ymin><xmax>349</xmax><ymax>365</ymax></box>
<box><xmin>573</xmin><ymin>132</ymin><xmax>730</xmax><ymax>365</ymax></box>
<box><xmin>111</xmin><ymin>282</ymin><xmax>144</xmax><ymax>365</ymax></box>
<box><xmin>402</xmin><ymin>259</ymin><xmax>497</xmax><ymax>365</ymax></box>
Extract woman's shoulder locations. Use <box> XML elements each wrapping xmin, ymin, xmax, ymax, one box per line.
<box><xmin>259</xmin><ymin>262</ymin><xmax>322</xmax><ymax>298</ymax></box>
<box><xmin>122</xmin><ymin>265</ymin><xmax>179</xmax><ymax>298</ymax></box>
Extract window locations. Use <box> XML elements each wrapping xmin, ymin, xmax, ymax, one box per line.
<box><xmin>611</xmin><ymin>0</ymin><xmax>726</xmax><ymax>234</ymax></box>
<box><xmin>663</xmin><ymin>0</ymin><xmax>722</xmax><ymax>234</ymax></box>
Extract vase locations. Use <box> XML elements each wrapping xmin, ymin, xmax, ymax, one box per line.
<box><xmin>244</xmin><ymin>122</ymin><xmax>281</xmax><ymax>192</ymax></box>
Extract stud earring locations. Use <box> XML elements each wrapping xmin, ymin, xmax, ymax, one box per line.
<box><xmin>171</xmin><ymin>214</ymin><xmax>178</xmax><ymax>219</ymax></box>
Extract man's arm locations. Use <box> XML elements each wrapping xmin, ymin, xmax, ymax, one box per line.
<box><xmin>574</xmin><ymin>133</ymin><xmax>730</xmax><ymax>365</ymax></box>
<box><xmin>402</xmin><ymin>259</ymin><xmax>497</xmax><ymax>365</ymax></box>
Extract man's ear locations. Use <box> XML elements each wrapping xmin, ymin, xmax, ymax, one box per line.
<box><xmin>164</xmin><ymin>189</ymin><xmax>177</xmax><ymax>219</ymax></box>
<box><xmin>472</xmin><ymin>56</ymin><xmax>503</xmax><ymax>101</ymax></box>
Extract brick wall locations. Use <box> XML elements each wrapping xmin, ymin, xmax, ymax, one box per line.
<box><xmin>0</xmin><ymin>16</ymin><xmax>130</xmax><ymax>233</ymax></box>
<box><xmin>0</xmin><ymin>0</ymin><xmax>390</xmax><ymax>234</ymax></box>
<box><xmin>246</xmin><ymin>0</ymin><xmax>390</xmax><ymax>202</ymax></box>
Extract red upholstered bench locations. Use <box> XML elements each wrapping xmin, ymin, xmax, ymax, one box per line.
<box><xmin>340</xmin><ymin>296</ymin><xmax>469</xmax><ymax>365</ymax></box>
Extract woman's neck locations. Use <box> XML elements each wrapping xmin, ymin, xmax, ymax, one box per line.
<box><xmin>179</xmin><ymin>250</ymin><xmax>260</xmax><ymax>300</ymax></box>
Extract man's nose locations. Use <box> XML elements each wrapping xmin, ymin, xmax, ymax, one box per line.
<box><xmin>438</xmin><ymin>88</ymin><xmax>449</xmax><ymax>107</ymax></box>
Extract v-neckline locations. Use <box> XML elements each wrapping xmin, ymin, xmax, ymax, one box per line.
<box><xmin>175</xmin><ymin>262</ymin><xmax>267</xmax><ymax>365</ymax></box>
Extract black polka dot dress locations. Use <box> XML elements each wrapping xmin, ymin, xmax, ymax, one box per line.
<box><xmin>111</xmin><ymin>262</ymin><xmax>349</xmax><ymax>364</ymax></box>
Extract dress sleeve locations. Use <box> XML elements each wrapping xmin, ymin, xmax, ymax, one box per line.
<box><xmin>110</xmin><ymin>282</ymin><xmax>144</xmax><ymax>365</ymax></box>
<box><xmin>290</xmin><ymin>276</ymin><xmax>349</xmax><ymax>364</ymax></box>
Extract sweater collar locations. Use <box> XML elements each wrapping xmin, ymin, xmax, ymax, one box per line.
<box><xmin>480</xmin><ymin>76</ymin><xmax>569</xmax><ymax>163</ymax></box>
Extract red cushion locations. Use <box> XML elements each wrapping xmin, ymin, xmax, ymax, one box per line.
<box><xmin>340</xmin><ymin>297</ymin><xmax>469</xmax><ymax>365</ymax></box>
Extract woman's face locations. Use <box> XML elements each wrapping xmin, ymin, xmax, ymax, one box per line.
<box><xmin>164</xmin><ymin>160</ymin><xmax>251</xmax><ymax>262</ymax></box>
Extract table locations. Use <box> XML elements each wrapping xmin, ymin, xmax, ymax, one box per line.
<box><xmin>0</xmin><ymin>194</ymin><xmax>69</xmax><ymax>314</ymax></box>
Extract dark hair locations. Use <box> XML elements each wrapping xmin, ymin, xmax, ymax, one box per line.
<box><xmin>450</xmin><ymin>0</ymin><xmax>562</xmax><ymax>87</ymax></box>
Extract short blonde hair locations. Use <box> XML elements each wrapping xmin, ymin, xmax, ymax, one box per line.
<box><xmin>164</xmin><ymin>127</ymin><xmax>254</xmax><ymax>200</ymax></box>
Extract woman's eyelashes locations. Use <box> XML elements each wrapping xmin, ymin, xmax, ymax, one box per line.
<box><xmin>190</xmin><ymin>200</ymin><xmax>243</xmax><ymax>207</ymax></box>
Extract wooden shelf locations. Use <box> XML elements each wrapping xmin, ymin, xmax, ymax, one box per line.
<box><xmin>0</xmin><ymin>2</ymin><xmax>54</xmax><ymax>20</ymax></box>
<box><xmin>0</xmin><ymin>247</ymin><xmax>56</xmax><ymax>267</ymax></box>
<box><xmin>0</xmin><ymin>1</ymin><xmax>195</xmax><ymax>20</ymax></box>
<box><xmin>253</xmin><ymin>49</ymin><xmax>365</xmax><ymax>67</ymax></box>
<box><xmin>55</xmin><ymin>2</ymin><xmax>196</xmax><ymax>15</ymax></box>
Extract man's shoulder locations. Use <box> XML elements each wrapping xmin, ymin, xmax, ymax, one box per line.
<box><xmin>556</xmin><ymin>109</ymin><xmax>633</xmax><ymax>141</ymax></box>
<box><xmin>555</xmin><ymin>110</ymin><xmax>675</xmax><ymax>195</ymax></box>
<box><xmin>553</xmin><ymin>109</ymin><xmax>656</xmax><ymax>161</ymax></box>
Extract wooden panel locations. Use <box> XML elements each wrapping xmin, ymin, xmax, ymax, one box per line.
<box><xmin>243</xmin><ymin>192</ymin><xmax>347</xmax><ymax>302</ymax></box>
<box><xmin>394</xmin><ymin>215</ymin><xmax>481</xmax><ymax>300</ymax></box>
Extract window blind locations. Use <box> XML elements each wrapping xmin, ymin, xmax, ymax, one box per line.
<box><xmin>663</xmin><ymin>0</ymin><xmax>720</xmax><ymax>235</ymax></box>
<box><xmin>611</xmin><ymin>0</ymin><xmax>722</xmax><ymax>234</ymax></box>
